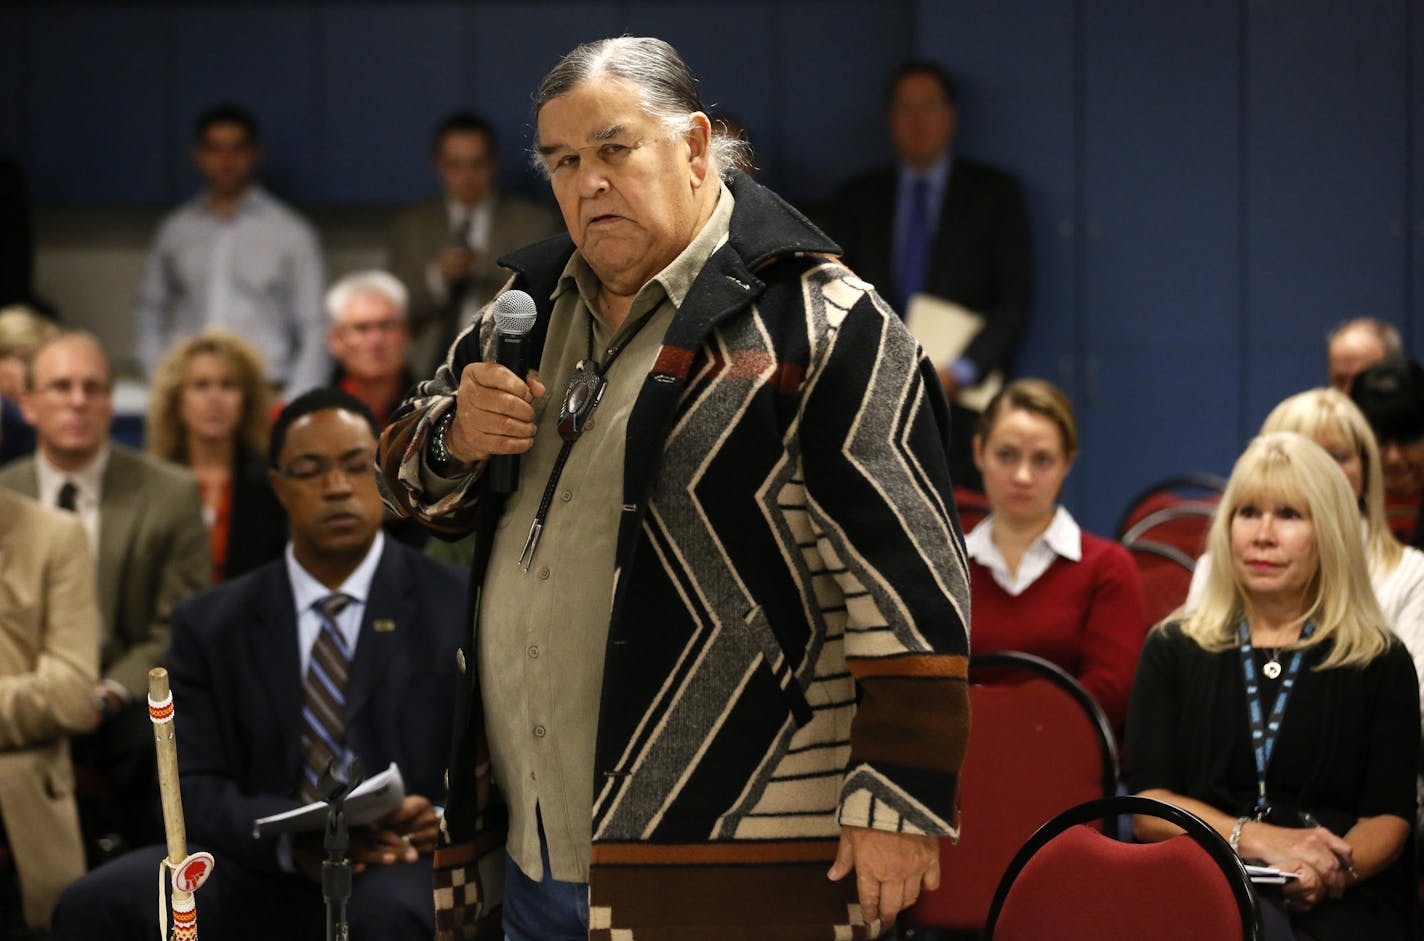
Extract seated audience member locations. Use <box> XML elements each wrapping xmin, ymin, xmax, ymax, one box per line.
<box><xmin>1350</xmin><ymin>360</ymin><xmax>1424</xmax><ymax>542</ymax></box>
<box><xmin>147</xmin><ymin>329</ymin><xmax>287</xmax><ymax>583</ymax></box>
<box><xmin>0</xmin><ymin>332</ymin><xmax>210</xmax><ymax>858</ymax></box>
<box><xmin>327</xmin><ymin>270</ymin><xmax>414</xmax><ymax>427</ymax></box>
<box><xmin>0</xmin><ymin>469</ymin><xmax>100</xmax><ymax>934</ymax></box>
<box><xmin>52</xmin><ymin>389</ymin><xmax>467</xmax><ymax>941</ymax></box>
<box><xmin>965</xmin><ymin>378</ymin><xmax>1148</xmax><ymax>729</ymax></box>
<box><xmin>0</xmin><ymin>304</ymin><xmax>59</xmax><ymax>466</ymax></box>
<box><xmin>1127</xmin><ymin>432</ymin><xmax>1418</xmax><ymax>941</ymax></box>
<box><xmin>1327</xmin><ymin>317</ymin><xmax>1402</xmax><ymax>394</ymax></box>
<box><xmin>136</xmin><ymin>104</ymin><xmax>328</xmax><ymax>397</ymax></box>
<box><xmin>1188</xmin><ymin>389</ymin><xmax>1424</xmax><ymax>704</ymax></box>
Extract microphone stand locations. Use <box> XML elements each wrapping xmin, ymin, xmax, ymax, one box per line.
<box><xmin>321</xmin><ymin>760</ymin><xmax>364</xmax><ymax>941</ymax></box>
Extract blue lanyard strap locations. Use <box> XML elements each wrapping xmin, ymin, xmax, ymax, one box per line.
<box><xmin>1236</xmin><ymin>619</ymin><xmax>1316</xmax><ymax>818</ymax></box>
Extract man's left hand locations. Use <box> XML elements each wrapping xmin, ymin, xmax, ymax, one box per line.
<box><xmin>828</xmin><ymin>825</ymin><xmax>940</xmax><ymax>936</ymax></box>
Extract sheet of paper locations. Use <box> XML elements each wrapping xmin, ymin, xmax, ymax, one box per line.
<box><xmin>253</xmin><ymin>762</ymin><xmax>405</xmax><ymax>838</ymax></box>
<box><xmin>903</xmin><ymin>293</ymin><xmax>1003</xmax><ymax>411</ymax></box>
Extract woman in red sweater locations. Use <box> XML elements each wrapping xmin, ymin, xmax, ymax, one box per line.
<box><xmin>966</xmin><ymin>378</ymin><xmax>1148</xmax><ymax>729</ymax></box>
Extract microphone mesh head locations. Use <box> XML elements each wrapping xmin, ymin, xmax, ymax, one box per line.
<box><xmin>493</xmin><ymin>290</ymin><xmax>538</xmax><ymax>336</ymax></box>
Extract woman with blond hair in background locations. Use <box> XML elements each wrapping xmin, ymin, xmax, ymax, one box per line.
<box><xmin>1128</xmin><ymin>432</ymin><xmax>1418</xmax><ymax>939</ymax></box>
<box><xmin>1188</xmin><ymin>390</ymin><xmax>1424</xmax><ymax>740</ymax></box>
<box><xmin>146</xmin><ymin>329</ymin><xmax>285</xmax><ymax>582</ymax></box>
<box><xmin>966</xmin><ymin>378</ymin><xmax>1148</xmax><ymax>730</ymax></box>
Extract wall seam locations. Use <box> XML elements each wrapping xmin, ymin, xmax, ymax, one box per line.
<box><xmin>1236</xmin><ymin>0</ymin><xmax>1251</xmax><ymax>445</ymax></box>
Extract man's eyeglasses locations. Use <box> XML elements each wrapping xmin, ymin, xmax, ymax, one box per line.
<box><xmin>273</xmin><ymin>453</ymin><xmax>375</xmax><ymax>483</ymax></box>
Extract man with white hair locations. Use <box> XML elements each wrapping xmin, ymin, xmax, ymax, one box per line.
<box><xmin>327</xmin><ymin>270</ymin><xmax>414</xmax><ymax>427</ymax></box>
<box><xmin>380</xmin><ymin>37</ymin><xmax>970</xmax><ymax>941</ymax></box>
<box><xmin>1327</xmin><ymin>316</ymin><xmax>1404</xmax><ymax>394</ymax></box>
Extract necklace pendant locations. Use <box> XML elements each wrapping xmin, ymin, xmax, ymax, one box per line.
<box><xmin>1263</xmin><ymin>659</ymin><xmax>1282</xmax><ymax>680</ymax></box>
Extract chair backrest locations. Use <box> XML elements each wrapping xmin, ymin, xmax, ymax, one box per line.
<box><xmin>985</xmin><ymin>795</ymin><xmax>1261</xmax><ymax>941</ymax></box>
<box><xmin>953</xmin><ymin>485</ymin><xmax>992</xmax><ymax>533</ymax></box>
<box><xmin>1124</xmin><ymin>539</ymin><xmax>1196</xmax><ymax>626</ymax></box>
<box><xmin>901</xmin><ymin>652</ymin><xmax>1118</xmax><ymax>933</ymax></box>
<box><xmin>1114</xmin><ymin>473</ymin><xmax>1226</xmax><ymax>549</ymax></box>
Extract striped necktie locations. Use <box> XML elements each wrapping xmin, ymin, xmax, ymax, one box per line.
<box><xmin>299</xmin><ymin>592</ymin><xmax>354</xmax><ymax>802</ymax></box>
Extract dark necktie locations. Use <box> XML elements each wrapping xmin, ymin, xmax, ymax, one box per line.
<box><xmin>299</xmin><ymin>593</ymin><xmax>354</xmax><ymax>802</ymax></box>
<box><xmin>56</xmin><ymin>480</ymin><xmax>79</xmax><ymax>512</ymax></box>
<box><xmin>897</xmin><ymin>176</ymin><xmax>932</xmax><ymax>312</ymax></box>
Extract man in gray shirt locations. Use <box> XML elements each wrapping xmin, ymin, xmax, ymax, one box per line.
<box><xmin>135</xmin><ymin>104</ymin><xmax>328</xmax><ymax>396</ymax></box>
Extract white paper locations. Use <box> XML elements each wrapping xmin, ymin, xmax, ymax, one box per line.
<box><xmin>1244</xmin><ymin>863</ymin><xmax>1300</xmax><ymax>884</ymax></box>
<box><xmin>903</xmin><ymin>293</ymin><xmax>1003</xmax><ymax>411</ymax></box>
<box><xmin>253</xmin><ymin>762</ymin><xmax>405</xmax><ymax>838</ymax></box>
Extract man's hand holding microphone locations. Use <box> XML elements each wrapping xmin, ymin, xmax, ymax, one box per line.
<box><xmin>440</xmin><ymin>291</ymin><xmax>544</xmax><ymax>485</ymax></box>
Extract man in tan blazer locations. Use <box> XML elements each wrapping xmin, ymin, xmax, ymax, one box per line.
<box><xmin>386</xmin><ymin>111</ymin><xmax>562</xmax><ymax>375</ymax></box>
<box><xmin>0</xmin><ymin>486</ymin><xmax>100</xmax><ymax>931</ymax></box>
<box><xmin>0</xmin><ymin>332</ymin><xmax>210</xmax><ymax>857</ymax></box>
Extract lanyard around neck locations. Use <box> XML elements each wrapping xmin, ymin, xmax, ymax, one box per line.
<box><xmin>1235</xmin><ymin>619</ymin><xmax>1316</xmax><ymax>819</ymax></box>
<box><xmin>516</xmin><ymin>303</ymin><xmax>662</xmax><ymax>570</ymax></box>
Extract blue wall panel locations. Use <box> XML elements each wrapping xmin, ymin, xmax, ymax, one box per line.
<box><xmin>463</xmin><ymin>2</ymin><xmax>622</xmax><ymax>201</ymax></box>
<box><xmin>1412</xmin><ymin>0</ymin><xmax>1424</xmax><ymax>349</ymax></box>
<box><xmin>0</xmin><ymin>5</ymin><xmax>22</xmax><ymax>154</ymax></box>
<box><xmin>23</xmin><ymin>3</ymin><xmax>173</xmax><ymax>204</ymax></box>
<box><xmin>774</xmin><ymin>0</ymin><xmax>913</xmax><ymax>206</ymax></box>
<box><xmin>1245</xmin><ymin>0</ymin><xmax>1409</xmax><ymax>421</ymax></box>
<box><xmin>172</xmin><ymin>4</ymin><xmax>321</xmax><ymax>203</ymax></box>
<box><xmin>318</xmin><ymin>2</ymin><xmax>465</xmax><ymax>205</ymax></box>
<box><xmin>1076</xmin><ymin>0</ymin><xmax>1242</xmax><ymax>532</ymax></box>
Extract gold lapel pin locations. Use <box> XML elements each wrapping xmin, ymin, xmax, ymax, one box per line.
<box><xmin>372</xmin><ymin>619</ymin><xmax>397</xmax><ymax>633</ymax></box>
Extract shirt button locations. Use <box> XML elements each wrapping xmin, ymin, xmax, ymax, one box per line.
<box><xmin>527</xmin><ymin>645</ymin><xmax>540</xmax><ymax>659</ymax></box>
<box><xmin>538</xmin><ymin>567</ymin><xmax>551</xmax><ymax>580</ymax></box>
<box><xmin>560</xmin><ymin>490</ymin><xmax>573</xmax><ymax>503</ymax></box>
<box><xmin>533</xmin><ymin>725</ymin><xmax>547</xmax><ymax>738</ymax></box>
<box><xmin>530</xmin><ymin>770</ymin><xmax>537</xmax><ymax>781</ymax></box>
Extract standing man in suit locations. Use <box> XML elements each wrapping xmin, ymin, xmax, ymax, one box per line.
<box><xmin>0</xmin><ymin>483</ymin><xmax>100</xmax><ymax>934</ymax></box>
<box><xmin>0</xmin><ymin>331</ymin><xmax>211</xmax><ymax>856</ymax></box>
<box><xmin>53</xmin><ymin>388</ymin><xmax>468</xmax><ymax>941</ymax></box>
<box><xmin>387</xmin><ymin>112</ymin><xmax>563</xmax><ymax>376</ymax></box>
<box><xmin>829</xmin><ymin>60</ymin><xmax>1033</xmax><ymax>487</ymax></box>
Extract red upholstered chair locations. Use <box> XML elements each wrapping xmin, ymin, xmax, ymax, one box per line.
<box><xmin>985</xmin><ymin>795</ymin><xmax>1262</xmax><ymax>941</ymax></box>
<box><xmin>1114</xmin><ymin>473</ymin><xmax>1225</xmax><ymax>562</ymax></box>
<box><xmin>900</xmin><ymin>653</ymin><xmax>1117</xmax><ymax>937</ymax></box>
<box><xmin>1123</xmin><ymin>538</ymin><xmax>1195</xmax><ymax>626</ymax></box>
<box><xmin>952</xmin><ymin>485</ymin><xmax>992</xmax><ymax>533</ymax></box>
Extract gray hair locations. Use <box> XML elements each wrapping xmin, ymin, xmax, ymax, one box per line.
<box><xmin>530</xmin><ymin>36</ymin><xmax>752</xmax><ymax>179</ymax></box>
<box><xmin>325</xmin><ymin>269</ymin><xmax>408</xmax><ymax>323</ymax></box>
<box><xmin>1327</xmin><ymin>317</ymin><xmax>1404</xmax><ymax>359</ymax></box>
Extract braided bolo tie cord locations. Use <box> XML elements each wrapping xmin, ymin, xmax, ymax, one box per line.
<box><xmin>517</xmin><ymin>304</ymin><xmax>663</xmax><ymax>570</ymax></box>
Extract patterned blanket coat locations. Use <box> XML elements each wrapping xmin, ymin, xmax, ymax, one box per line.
<box><xmin>378</xmin><ymin>171</ymin><xmax>972</xmax><ymax>941</ymax></box>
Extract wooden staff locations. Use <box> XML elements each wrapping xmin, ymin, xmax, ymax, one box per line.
<box><xmin>150</xmin><ymin>667</ymin><xmax>208</xmax><ymax>941</ymax></box>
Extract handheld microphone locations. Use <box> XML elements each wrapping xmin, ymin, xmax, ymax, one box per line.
<box><xmin>489</xmin><ymin>290</ymin><xmax>538</xmax><ymax>494</ymax></box>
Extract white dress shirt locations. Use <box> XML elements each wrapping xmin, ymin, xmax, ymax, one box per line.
<box><xmin>284</xmin><ymin>531</ymin><xmax>385</xmax><ymax>678</ymax></box>
<box><xmin>34</xmin><ymin>445</ymin><xmax>109</xmax><ymax>557</ymax></box>
<box><xmin>965</xmin><ymin>505</ymin><xmax>1083</xmax><ymax>596</ymax></box>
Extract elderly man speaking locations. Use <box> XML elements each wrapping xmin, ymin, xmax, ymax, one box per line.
<box><xmin>379</xmin><ymin>37</ymin><xmax>971</xmax><ymax>941</ymax></box>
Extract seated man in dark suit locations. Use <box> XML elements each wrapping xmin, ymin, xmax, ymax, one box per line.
<box><xmin>828</xmin><ymin>60</ymin><xmax>1033</xmax><ymax>487</ymax></box>
<box><xmin>53</xmin><ymin>388</ymin><xmax>467</xmax><ymax>941</ymax></box>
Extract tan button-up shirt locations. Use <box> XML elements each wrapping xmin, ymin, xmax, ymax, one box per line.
<box><xmin>479</xmin><ymin>183</ymin><xmax>734</xmax><ymax>882</ymax></box>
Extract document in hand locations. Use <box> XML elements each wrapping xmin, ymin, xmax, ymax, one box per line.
<box><xmin>253</xmin><ymin>762</ymin><xmax>405</xmax><ymax>838</ymax></box>
<box><xmin>903</xmin><ymin>294</ymin><xmax>1003</xmax><ymax>411</ymax></box>
<box><xmin>1243</xmin><ymin>864</ymin><xmax>1300</xmax><ymax>885</ymax></box>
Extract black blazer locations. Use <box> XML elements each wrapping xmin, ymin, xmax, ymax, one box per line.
<box><xmin>167</xmin><ymin>539</ymin><xmax>467</xmax><ymax>872</ymax></box>
<box><xmin>223</xmin><ymin>450</ymin><xmax>287</xmax><ymax>582</ymax></box>
<box><xmin>828</xmin><ymin>157</ymin><xmax>1033</xmax><ymax>376</ymax></box>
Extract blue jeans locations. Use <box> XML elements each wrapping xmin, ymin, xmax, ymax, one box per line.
<box><xmin>502</xmin><ymin>813</ymin><xmax>589</xmax><ymax>941</ymax></box>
